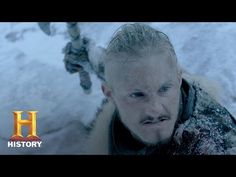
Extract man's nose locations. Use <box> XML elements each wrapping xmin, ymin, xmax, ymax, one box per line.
<box><xmin>146</xmin><ymin>97</ymin><xmax>164</xmax><ymax>117</ymax></box>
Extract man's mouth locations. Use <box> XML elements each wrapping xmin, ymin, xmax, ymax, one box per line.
<box><xmin>140</xmin><ymin>116</ymin><xmax>170</xmax><ymax>126</ymax></box>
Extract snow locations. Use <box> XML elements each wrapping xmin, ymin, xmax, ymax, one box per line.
<box><xmin>0</xmin><ymin>22</ymin><xmax>235</xmax><ymax>154</ymax></box>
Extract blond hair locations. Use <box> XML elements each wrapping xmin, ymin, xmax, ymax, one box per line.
<box><xmin>105</xmin><ymin>23</ymin><xmax>177</xmax><ymax>61</ymax></box>
<box><xmin>103</xmin><ymin>23</ymin><xmax>181</xmax><ymax>84</ymax></box>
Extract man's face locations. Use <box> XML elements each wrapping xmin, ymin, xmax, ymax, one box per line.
<box><xmin>103</xmin><ymin>50</ymin><xmax>182</xmax><ymax>146</ymax></box>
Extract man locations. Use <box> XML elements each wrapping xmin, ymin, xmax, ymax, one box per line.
<box><xmin>85</xmin><ymin>23</ymin><xmax>236</xmax><ymax>155</ymax></box>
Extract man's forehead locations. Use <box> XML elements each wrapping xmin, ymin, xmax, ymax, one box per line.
<box><xmin>107</xmin><ymin>49</ymin><xmax>176</xmax><ymax>73</ymax></box>
<box><xmin>105</xmin><ymin>50</ymin><xmax>177</xmax><ymax>88</ymax></box>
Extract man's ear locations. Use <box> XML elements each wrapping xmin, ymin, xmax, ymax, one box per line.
<box><xmin>101</xmin><ymin>82</ymin><xmax>114</xmax><ymax>102</ymax></box>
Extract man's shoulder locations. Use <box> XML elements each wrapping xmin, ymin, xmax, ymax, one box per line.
<box><xmin>176</xmin><ymin>82</ymin><xmax>236</xmax><ymax>154</ymax></box>
<box><xmin>191</xmin><ymin>81</ymin><xmax>235</xmax><ymax>125</ymax></box>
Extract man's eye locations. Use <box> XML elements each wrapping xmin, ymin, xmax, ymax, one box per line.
<box><xmin>129</xmin><ymin>92</ymin><xmax>145</xmax><ymax>98</ymax></box>
<box><xmin>159</xmin><ymin>86</ymin><xmax>170</xmax><ymax>93</ymax></box>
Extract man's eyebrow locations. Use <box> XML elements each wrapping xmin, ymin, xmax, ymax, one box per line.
<box><xmin>129</xmin><ymin>81</ymin><xmax>173</xmax><ymax>92</ymax></box>
<box><xmin>161</xmin><ymin>80</ymin><xmax>173</xmax><ymax>86</ymax></box>
<box><xmin>132</xmin><ymin>88</ymin><xmax>143</xmax><ymax>92</ymax></box>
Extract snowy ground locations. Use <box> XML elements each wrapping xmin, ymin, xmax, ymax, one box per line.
<box><xmin>0</xmin><ymin>22</ymin><xmax>235</xmax><ymax>154</ymax></box>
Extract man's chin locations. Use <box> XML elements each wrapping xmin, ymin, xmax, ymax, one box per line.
<box><xmin>136</xmin><ymin>134</ymin><xmax>172</xmax><ymax>147</ymax></box>
<box><xmin>130</xmin><ymin>128</ymin><xmax>172</xmax><ymax>146</ymax></box>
